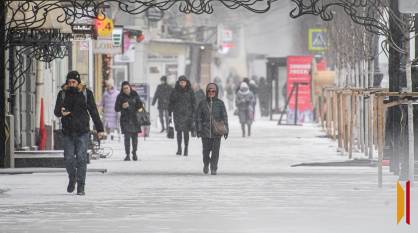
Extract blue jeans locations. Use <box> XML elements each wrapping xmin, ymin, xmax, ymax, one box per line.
<box><xmin>63</xmin><ymin>133</ymin><xmax>89</xmax><ymax>186</ymax></box>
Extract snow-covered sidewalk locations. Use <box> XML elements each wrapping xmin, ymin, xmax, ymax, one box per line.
<box><xmin>0</xmin><ymin>117</ymin><xmax>415</xmax><ymax>233</ymax></box>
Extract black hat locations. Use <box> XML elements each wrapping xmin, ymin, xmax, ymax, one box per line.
<box><xmin>161</xmin><ymin>76</ymin><xmax>167</xmax><ymax>82</ymax></box>
<box><xmin>178</xmin><ymin>75</ymin><xmax>188</xmax><ymax>81</ymax></box>
<box><xmin>66</xmin><ymin>71</ymin><xmax>81</xmax><ymax>84</ymax></box>
<box><xmin>121</xmin><ymin>81</ymin><xmax>130</xmax><ymax>88</ymax></box>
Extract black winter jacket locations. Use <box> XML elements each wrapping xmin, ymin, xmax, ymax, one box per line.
<box><xmin>152</xmin><ymin>83</ymin><xmax>173</xmax><ymax>110</ymax></box>
<box><xmin>168</xmin><ymin>79</ymin><xmax>195</xmax><ymax>132</ymax></box>
<box><xmin>54</xmin><ymin>83</ymin><xmax>104</xmax><ymax>135</ymax></box>
<box><xmin>196</xmin><ymin>83</ymin><xmax>229</xmax><ymax>138</ymax></box>
<box><xmin>115</xmin><ymin>90</ymin><xmax>144</xmax><ymax>134</ymax></box>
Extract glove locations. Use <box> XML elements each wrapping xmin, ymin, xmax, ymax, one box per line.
<box><xmin>224</xmin><ymin>133</ymin><xmax>228</xmax><ymax>140</ymax></box>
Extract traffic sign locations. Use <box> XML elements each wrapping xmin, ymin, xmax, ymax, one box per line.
<box><xmin>308</xmin><ymin>28</ymin><xmax>327</xmax><ymax>52</ymax></box>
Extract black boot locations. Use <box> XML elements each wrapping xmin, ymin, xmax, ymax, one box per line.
<box><xmin>132</xmin><ymin>152</ymin><xmax>138</xmax><ymax>161</ymax></box>
<box><xmin>183</xmin><ymin>131</ymin><xmax>189</xmax><ymax>156</ymax></box>
<box><xmin>176</xmin><ymin>147</ymin><xmax>182</xmax><ymax>155</ymax></box>
<box><xmin>77</xmin><ymin>184</ymin><xmax>85</xmax><ymax>195</ymax></box>
<box><xmin>67</xmin><ymin>176</ymin><xmax>76</xmax><ymax>193</ymax></box>
<box><xmin>124</xmin><ymin>154</ymin><xmax>130</xmax><ymax>161</ymax></box>
<box><xmin>211</xmin><ymin>169</ymin><xmax>217</xmax><ymax>175</ymax></box>
<box><xmin>160</xmin><ymin>128</ymin><xmax>165</xmax><ymax>133</ymax></box>
<box><xmin>203</xmin><ymin>165</ymin><xmax>209</xmax><ymax>174</ymax></box>
<box><xmin>176</xmin><ymin>131</ymin><xmax>182</xmax><ymax>155</ymax></box>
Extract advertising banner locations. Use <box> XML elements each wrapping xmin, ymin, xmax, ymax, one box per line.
<box><xmin>287</xmin><ymin>56</ymin><xmax>313</xmax><ymax>123</ymax></box>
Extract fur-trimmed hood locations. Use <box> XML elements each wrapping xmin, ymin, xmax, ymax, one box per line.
<box><xmin>61</xmin><ymin>82</ymin><xmax>87</xmax><ymax>92</ymax></box>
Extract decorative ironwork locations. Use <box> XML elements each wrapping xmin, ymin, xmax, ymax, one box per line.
<box><xmin>289</xmin><ymin>0</ymin><xmax>391</xmax><ymax>36</ymax></box>
<box><xmin>289</xmin><ymin>0</ymin><xmax>416</xmax><ymax>54</ymax></box>
<box><xmin>3</xmin><ymin>0</ymin><xmax>273</xmax><ymax>111</ymax></box>
<box><xmin>6</xmin><ymin>0</ymin><xmax>272</xmax><ymax>37</ymax></box>
<box><xmin>8</xmin><ymin>29</ymin><xmax>72</xmax><ymax>91</ymax></box>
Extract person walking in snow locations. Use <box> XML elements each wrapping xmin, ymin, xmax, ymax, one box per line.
<box><xmin>225</xmin><ymin>79</ymin><xmax>235</xmax><ymax>111</ymax></box>
<box><xmin>258</xmin><ymin>77</ymin><xmax>269</xmax><ymax>117</ymax></box>
<box><xmin>152</xmin><ymin>76</ymin><xmax>173</xmax><ymax>133</ymax></box>
<box><xmin>54</xmin><ymin>71</ymin><xmax>104</xmax><ymax>195</ymax></box>
<box><xmin>196</xmin><ymin>83</ymin><xmax>229</xmax><ymax>175</ymax></box>
<box><xmin>115</xmin><ymin>81</ymin><xmax>144</xmax><ymax>161</ymax></box>
<box><xmin>236</xmin><ymin>82</ymin><xmax>255</xmax><ymax>137</ymax></box>
<box><xmin>99</xmin><ymin>79</ymin><xmax>119</xmax><ymax>140</ymax></box>
<box><xmin>168</xmin><ymin>75</ymin><xmax>196</xmax><ymax>156</ymax></box>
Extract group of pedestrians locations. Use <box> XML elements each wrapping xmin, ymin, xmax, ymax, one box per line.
<box><xmin>54</xmin><ymin>71</ymin><xmax>229</xmax><ymax>195</ymax></box>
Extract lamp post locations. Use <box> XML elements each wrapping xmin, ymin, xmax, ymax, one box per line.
<box><xmin>0</xmin><ymin>1</ymin><xmax>6</xmax><ymax>167</ymax></box>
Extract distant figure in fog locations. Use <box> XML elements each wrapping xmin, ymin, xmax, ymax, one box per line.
<box><xmin>258</xmin><ymin>77</ymin><xmax>269</xmax><ymax>117</ymax></box>
<box><xmin>168</xmin><ymin>75</ymin><xmax>196</xmax><ymax>156</ymax></box>
<box><xmin>236</xmin><ymin>82</ymin><xmax>255</xmax><ymax>137</ymax></box>
<box><xmin>196</xmin><ymin>83</ymin><xmax>229</xmax><ymax>175</ymax></box>
<box><xmin>225</xmin><ymin>79</ymin><xmax>235</xmax><ymax>111</ymax></box>
<box><xmin>54</xmin><ymin>71</ymin><xmax>104</xmax><ymax>195</ymax></box>
<box><xmin>152</xmin><ymin>76</ymin><xmax>173</xmax><ymax>133</ymax></box>
<box><xmin>100</xmin><ymin>79</ymin><xmax>119</xmax><ymax>140</ymax></box>
<box><xmin>115</xmin><ymin>81</ymin><xmax>144</xmax><ymax>161</ymax></box>
<box><xmin>236</xmin><ymin>77</ymin><xmax>250</xmax><ymax>93</ymax></box>
<box><xmin>249</xmin><ymin>79</ymin><xmax>258</xmax><ymax>118</ymax></box>
<box><xmin>193</xmin><ymin>83</ymin><xmax>206</xmax><ymax>111</ymax></box>
<box><xmin>213</xmin><ymin>76</ymin><xmax>224</xmax><ymax>100</ymax></box>
<box><xmin>193</xmin><ymin>83</ymin><xmax>206</xmax><ymax>137</ymax></box>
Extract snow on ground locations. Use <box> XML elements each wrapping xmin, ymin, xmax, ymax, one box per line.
<box><xmin>0</xmin><ymin>115</ymin><xmax>416</xmax><ymax>233</ymax></box>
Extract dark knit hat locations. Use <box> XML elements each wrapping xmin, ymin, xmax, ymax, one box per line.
<box><xmin>160</xmin><ymin>76</ymin><xmax>167</xmax><ymax>82</ymax></box>
<box><xmin>121</xmin><ymin>81</ymin><xmax>130</xmax><ymax>88</ymax></box>
<box><xmin>178</xmin><ymin>75</ymin><xmax>188</xmax><ymax>81</ymax></box>
<box><xmin>66</xmin><ymin>71</ymin><xmax>81</xmax><ymax>84</ymax></box>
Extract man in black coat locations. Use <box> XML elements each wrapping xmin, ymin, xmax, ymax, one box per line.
<box><xmin>152</xmin><ymin>76</ymin><xmax>173</xmax><ymax>133</ymax></box>
<box><xmin>115</xmin><ymin>81</ymin><xmax>144</xmax><ymax>161</ymax></box>
<box><xmin>258</xmin><ymin>77</ymin><xmax>269</xmax><ymax>116</ymax></box>
<box><xmin>196</xmin><ymin>83</ymin><xmax>229</xmax><ymax>175</ymax></box>
<box><xmin>54</xmin><ymin>71</ymin><xmax>104</xmax><ymax>195</ymax></box>
<box><xmin>168</xmin><ymin>75</ymin><xmax>195</xmax><ymax>156</ymax></box>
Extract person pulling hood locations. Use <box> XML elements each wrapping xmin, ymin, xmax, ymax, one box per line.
<box><xmin>206</xmin><ymin>83</ymin><xmax>219</xmax><ymax>99</ymax></box>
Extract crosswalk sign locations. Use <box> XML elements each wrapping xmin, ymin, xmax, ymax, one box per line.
<box><xmin>309</xmin><ymin>28</ymin><xmax>327</xmax><ymax>52</ymax></box>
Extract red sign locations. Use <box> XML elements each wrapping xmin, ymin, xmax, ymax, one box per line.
<box><xmin>287</xmin><ymin>56</ymin><xmax>313</xmax><ymax>112</ymax></box>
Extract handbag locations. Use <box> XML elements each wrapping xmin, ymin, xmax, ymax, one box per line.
<box><xmin>213</xmin><ymin>120</ymin><xmax>227</xmax><ymax>136</ymax></box>
<box><xmin>208</xmin><ymin>102</ymin><xmax>227</xmax><ymax>136</ymax></box>
<box><xmin>167</xmin><ymin>125</ymin><xmax>175</xmax><ymax>139</ymax></box>
<box><xmin>137</xmin><ymin>109</ymin><xmax>151</xmax><ymax>126</ymax></box>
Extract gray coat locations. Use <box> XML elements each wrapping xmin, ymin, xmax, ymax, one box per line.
<box><xmin>235</xmin><ymin>89</ymin><xmax>255</xmax><ymax>124</ymax></box>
